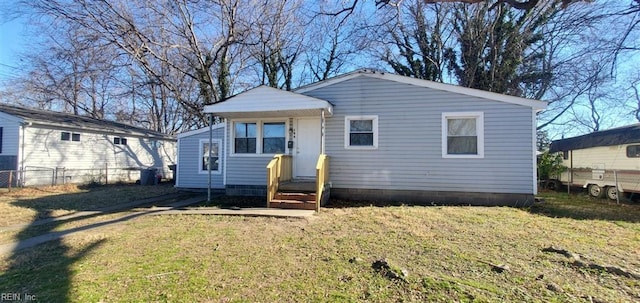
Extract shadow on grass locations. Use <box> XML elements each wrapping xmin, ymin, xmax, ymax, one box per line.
<box><xmin>193</xmin><ymin>195</ymin><xmax>267</xmax><ymax>208</ymax></box>
<box><xmin>0</xmin><ymin>184</ymin><xmax>181</xmax><ymax>301</ymax></box>
<box><xmin>529</xmin><ymin>190</ymin><xmax>640</xmax><ymax>223</ymax></box>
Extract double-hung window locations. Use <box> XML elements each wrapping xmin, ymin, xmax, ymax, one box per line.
<box><xmin>262</xmin><ymin>122</ymin><xmax>285</xmax><ymax>153</ymax></box>
<box><xmin>234</xmin><ymin>122</ymin><xmax>257</xmax><ymax>154</ymax></box>
<box><xmin>442</xmin><ymin>112</ymin><xmax>484</xmax><ymax>158</ymax></box>
<box><xmin>345</xmin><ymin>116</ymin><xmax>378</xmax><ymax>149</ymax></box>
<box><xmin>200</xmin><ymin>139</ymin><xmax>221</xmax><ymax>174</ymax></box>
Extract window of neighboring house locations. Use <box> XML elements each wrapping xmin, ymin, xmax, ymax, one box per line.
<box><xmin>114</xmin><ymin>137</ymin><xmax>127</xmax><ymax>145</ymax></box>
<box><xmin>345</xmin><ymin>116</ymin><xmax>378</xmax><ymax>149</ymax></box>
<box><xmin>262</xmin><ymin>122</ymin><xmax>285</xmax><ymax>153</ymax></box>
<box><xmin>442</xmin><ymin>112</ymin><xmax>484</xmax><ymax>158</ymax></box>
<box><xmin>72</xmin><ymin>133</ymin><xmax>81</xmax><ymax>141</ymax></box>
<box><xmin>562</xmin><ymin>150</ymin><xmax>569</xmax><ymax>160</ymax></box>
<box><xmin>200</xmin><ymin>139</ymin><xmax>221</xmax><ymax>174</ymax></box>
<box><xmin>627</xmin><ymin>145</ymin><xmax>640</xmax><ymax>158</ymax></box>
<box><xmin>61</xmin><ymin>132</ymin><xmax>70</xmax><ymax>141</ymax></box>
<box><xmin>234</xmin><ymin>122</ymin><xmax>257</xmax><ymax>154</ymax></box>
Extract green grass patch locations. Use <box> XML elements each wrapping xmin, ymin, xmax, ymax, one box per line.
<box><xmin>0</xmin><ymin>191</ymin><xmax>638</xmax><ymax>302</ymax></box>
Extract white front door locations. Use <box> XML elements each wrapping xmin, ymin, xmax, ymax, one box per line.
<box><xmin>295</xmin><ymin>118</ymin><xmax>321</xmax><ymax>177</ymax></box>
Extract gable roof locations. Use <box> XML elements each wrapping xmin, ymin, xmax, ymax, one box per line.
<box><xmin>0</xmin><ymin>103</ymin><xmax>175</xmax><ymax>140</ymax></box>
<box><xmin>177</xmin><ymin>123</ymin><xmax>225</xmax><ymax>139</ymax></box>
<box><xmin>549</xmin><ymin>123</ymin><xmax>640</xmax><ymax>152</ymax></box>
<box><xmin>295</xmin><ymin>69</ymin><xmax>547</xmax><ymax>111</ymax></box>
<box><xmin>203</xmin><ymin>85</ymin><xmax>333</xmax><ymax>118</ymax></box>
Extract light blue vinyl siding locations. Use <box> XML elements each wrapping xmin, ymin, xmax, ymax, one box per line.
<box><xmin>303</xmin><ymin>75</ymin><xmax>535</xmax><ymax>194</ymax></box>
<box><xmin>177</xmin><ymin>127</ymin><xmax>225</xmax><ymax>189</ymax></box>
<box><xmin>224</xmin><ymin>121</ymin><xmax>276</xmax><ymax>186</ymax></box>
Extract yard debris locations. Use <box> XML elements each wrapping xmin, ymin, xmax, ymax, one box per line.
<box><xmin>546</xmin><ymin>282</ymin><xmax>563</xmax><ymax>293</ymax></box>
<box><xmin>542</xmin><ymin>246</ymin><xmax>640</xmax><ymax>280</ymax></box>
<box><xmin>476</xmin><ymin>259</ymin><xmax>510</xmax><ymax>273</ymax></box>
<box><xmin>146</xmin><ymin>271</ymin><xmax>183</xmax><ymax>279</ymax></box>
<box><xmin>349</xmin><ymin>256</ymin><xmax>363</xmax><ymax>264</ymax></box>
<box><xmin>371</xmin><ymin>258</ymin><xmax>408</xmax><ymax>282</ymax></box>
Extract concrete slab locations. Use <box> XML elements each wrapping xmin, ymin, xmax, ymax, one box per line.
<box><xmin>150</xmin><ymin>207</ymin><xmax>315</xmax><ymax>218</ymax></box>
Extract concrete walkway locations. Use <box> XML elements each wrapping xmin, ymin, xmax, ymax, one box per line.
<box><xmin>0</xmin><ymin>196</ymin><xmax>315</xmax><ymax>255</ymax></box>
<box><xmin>0</xmin><ymin>192</ymin><xmax>188</xmax><ymax>232</ymax></box>
<box><xmin>151</xmin><ymin>207</ymin><xmax>315</xmax><ymax>218</ymax></box>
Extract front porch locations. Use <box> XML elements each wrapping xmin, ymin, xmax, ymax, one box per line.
<box><xmin>267</xmin><ymin>154</ymin><xmax>330</xmax><ymax>211</ymax></box>
<box><xmin>202</xmin><ymin>85</ymin><xmax>334</xmax><ymax>211</ymax></box>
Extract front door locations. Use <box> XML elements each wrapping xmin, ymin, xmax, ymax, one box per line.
<box><xmin>294</xmin><ymin>118</ymin><xmax>321</xmax><ymax>177</ymax></box>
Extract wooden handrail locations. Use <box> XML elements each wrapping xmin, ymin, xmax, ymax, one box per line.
<box><xmin>315</xmin><ymin>154</ymin><xmax>330</xmax><ymax>212</ymax></box>
<box><xmin>266</xmin><ymin>154</ymin><xmax>292</xmax><ymax>207</ymax></box>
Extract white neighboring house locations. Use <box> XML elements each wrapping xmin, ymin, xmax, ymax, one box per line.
<box><xmin>0</xmin><ymin>103</ymin><xmax>176</xmax><ymax>186</ymax></box>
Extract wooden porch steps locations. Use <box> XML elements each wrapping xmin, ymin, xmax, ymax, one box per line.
<box><xmin>279</xmin><ymin>180</ymin><xmax>315</xmax><ymax>193</ymax></box>
<box><xmin>270</xmin><ymin>192</ymin><xmax>317</xmax><ymax>210</ymax></box>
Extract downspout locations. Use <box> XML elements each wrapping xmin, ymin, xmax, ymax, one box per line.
<box><xmin>208</xmin><ymin>114</ymin><xmax>213</xmax><ymax>202</ymax></box>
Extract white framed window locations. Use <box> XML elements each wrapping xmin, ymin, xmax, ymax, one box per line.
<box><xmin>442</xmin><ymin>112</ymin><xmax>484</xmax><ymax>158</ymax></box>
<box><xmin>199</xmin><ymin>139</ymin><xmax>222</xmax><ymax>174</ymax></box>
<box><xmin>234</xmin><ymin>122</ymin><xmax>257</xmax><ymax>154</ymax></box>
<box><xmin>113</xmin><ymin>137</ymin><xmax>127</xmax><ymax>145</ymax></box>
<box><xmin>262</xmin><ymin>122</ymin><xmax>286</xmax><ymax>153</ymax></box>
<box><xmin>345</xmin><ymin>115</ymin><xmax>378</xmax><ymax>149</ymax></box>
<box><xmin>231</xmin><ymin>120</ymin><xmax>287</xmax><ymax>155</ymax></box>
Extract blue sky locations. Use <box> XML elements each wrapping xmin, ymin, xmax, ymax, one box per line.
<box><xmin>0</xmin><ymin>13</ymin><xmax>28</xmax><ymax>80</ymax></box>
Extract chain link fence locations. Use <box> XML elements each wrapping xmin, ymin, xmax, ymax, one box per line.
<box><xmin>0</xmin><ymin>166</ymin><xmax>174</xmax><ymax>189</ymax></box>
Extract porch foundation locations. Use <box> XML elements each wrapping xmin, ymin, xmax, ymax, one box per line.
<box><xmin>225</xmin><ymin>184</ymin><xmax>267</xmax><ymax>197</ymax></box>
<box><xmin>330</xmin><ymin>188</ymin><xmax>535</xmax><ymax>207</ymax></box>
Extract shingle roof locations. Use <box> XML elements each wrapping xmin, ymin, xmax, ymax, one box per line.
<box><xmin>0</xmin><ymin>103</ymin><xmax>174</xmax><ymax>140</ymax></box>
<box><xmin>549</xmin><ymin>123</ymin><xmax>640</xmax><ymax>152</ymax></box>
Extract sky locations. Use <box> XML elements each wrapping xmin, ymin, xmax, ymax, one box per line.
<box><xmin>0</xmin><ymin>13</ymin><xmax>27</xmax><ymax>81</ymax></box>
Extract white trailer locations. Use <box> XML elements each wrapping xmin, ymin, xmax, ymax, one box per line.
<box><xmin>549</xmin><ymin>124</ymin><xmax>640</xmax><ymax>200</ymax></box>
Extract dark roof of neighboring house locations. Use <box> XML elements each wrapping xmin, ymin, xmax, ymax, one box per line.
<box><xmin>549</xmin><ymin>123</ymin><xmax>640</xmax><ymax>152</ymax></box>
<box><xmin>0</xmin><ymin>103</ymin><xmax>174</xmax><ymax>140</ymax></box>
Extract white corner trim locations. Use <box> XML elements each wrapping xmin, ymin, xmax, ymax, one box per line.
<box><xmin>344</xmin><ymin>115</ymin><xmax>379</xmax><ymax>150</ymax></box>
<box><xmin>198</xmin><ymin>138</ymin><xmax>222</xmax><ymax>175</ymax></box>
<box><xmin>441</xmin><ymin>112</ymin><xmax>484</xmax><ymax>159</ymax></box>
<box><xmin>532</xmin><ymin>109</ymin><xmax>538</xmax><ymax>195</ymax></box>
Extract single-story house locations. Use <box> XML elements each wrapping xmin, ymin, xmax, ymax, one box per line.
<box><xmin>549</xmin><ymin>123</ymin><xmax>640</xmax><ymax>199</ymax></box>
<box><xmin>176</xmin><ymin>69</ymin><xmax>547</xmax><ymax>208</ymax></box>
<box><xmin>0</xmin><ymin>103</ymin><xmax>176</xmax><ymax>186</ymax></box>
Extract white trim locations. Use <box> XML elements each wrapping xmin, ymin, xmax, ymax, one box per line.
<box><xmin>222</xmin><ymin>123</ymin><xmax>227</xmax><ymax>186</ymax></box>
<box><xmin>229</xmin><ymin>119</ymin><xmax>289</xmax><ymax>157</ymax></box>
<box><xmin>532</xmin><ymin>109</ymin><xmax>538</xmax><ymax>195</ymax></box>
<box><xmin>441</xmin><ymin>112</ymin><xmax>484</xmax><ymax>159</ymax></box>
<box><xmin>177</xmin><ymin>123</ymin><xmax>226</xmax><ymax>139</ymax></box>
<box><xmin>198</xmin><ymin>138</ymin><xmax>222</xmax><ymax>175</ymax></box>
<box><xmin>203</xmin><ymin>85</ymin><xmax>333</xmax><ymax>117</ymax></box>
<box><xmin>175</xmin><ymin>138</ymin><xmax>182</xmax><ymax>187</ymax></box>
<box><xmin>295</xmin><ymin>69</ymin><xmax>547</xmax><ymax>111</ymax></box>
<box><xmin>344</xmin><ymin>115</ymin><xmax>378</xmax><ymax>150</ymax></box>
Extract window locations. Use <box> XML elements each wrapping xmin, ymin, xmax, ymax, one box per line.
<box><xmin>62</xmin><ymin>132</ymin><xmax>80</xmax><ymax>142</ymax></box>
<box><xmin>262</xmin><ymin>122</ymin><xmax>285</xmax><ymax>153</ymax></box>
<box><xmin>200</xmin><ymin>139</ymin><xmax>221</xmax><ymax>174</ymax></box>
<box><xmin>345</xmin><ymin>116</ymin><xmax>378</xmax><ymax>149</ymax></box>
<box><xmin>562</xmin><ymin>150</ymin><xmax>569</xmax><ymax>160</ymax></box>
<box><xmin>114</xmin><ymin>137</ymin><xmax>127</xmax><ymax>145</ymax></box>
<box><xmin>234</xmin><ymin>122</ymin><xmax>257</xmax><ymax>153</ymax></box>
<box><xmin>627</xmin><ymin>145</ymin><xmax>640</xmax><ymax>158</ymax></box>
<box><xmin>442</xmin><ymin>112</ymin><xmax>484</xmax><ymax>158</ymax></box>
